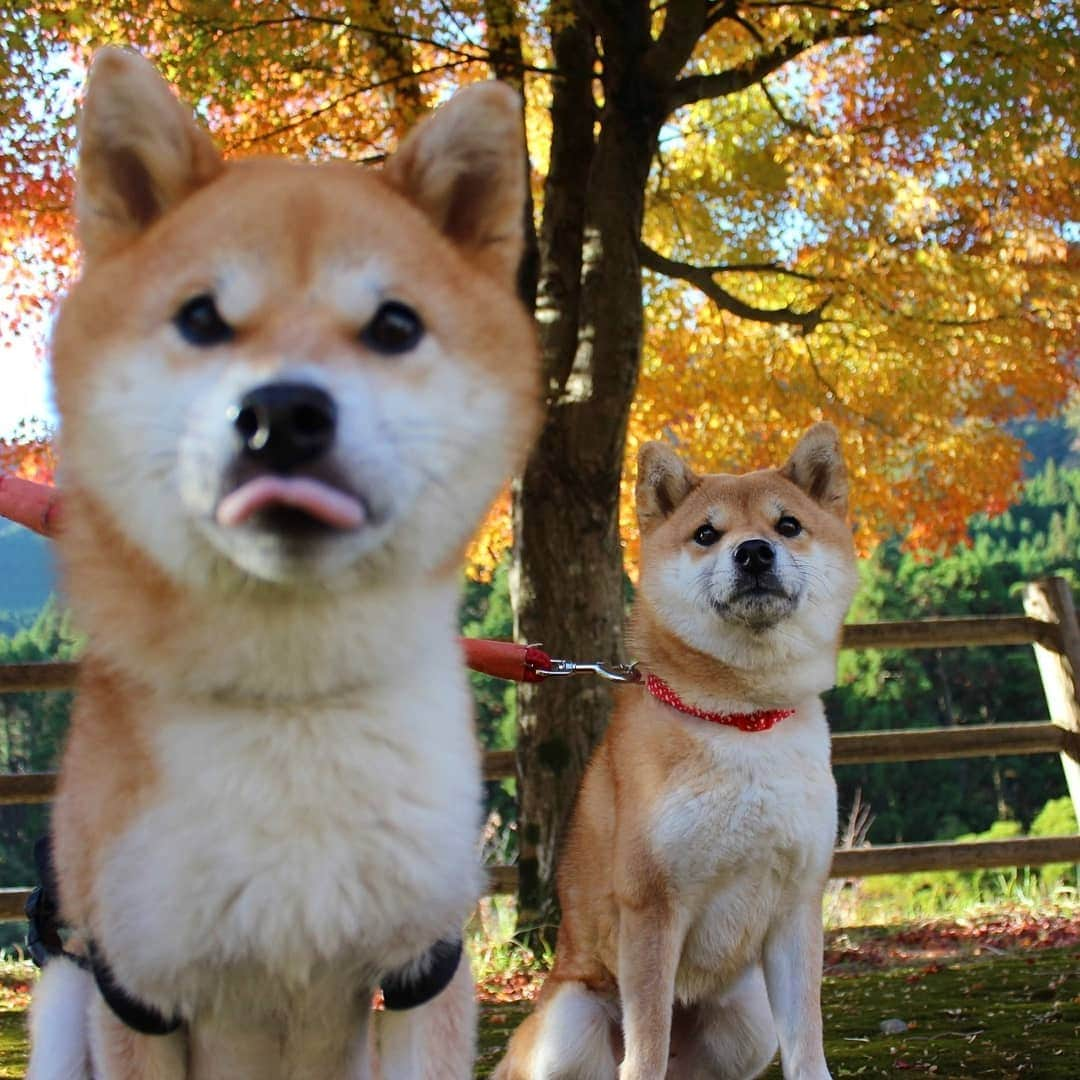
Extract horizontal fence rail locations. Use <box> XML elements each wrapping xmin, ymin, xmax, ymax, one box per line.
<box><xmin>482</xmin><ymin>834</ymin><xmax>1080</xmax><ymax>897</ymax></box>
<box><xmin>3</xmin><ymin>719</ymin><xmax>1073</xmax><ymax>805</ymax></box>
<box><xmin>0</xmin><ymin>579</ymin><xmax>1077</xmax><ymax>914</ymax></box>
<box><xmin>2</xmin><ymin>832</ymin><xmax>1078</xmax><ymax>919</ymax></box>
<box><xmin>0</xmin><ymin>615</ymin><xmax>1066</xmax><ymax>700</ymax></box>
<box><xmin>840</xmin><ymin>615</ymin><xmax>1062</xmax><ymax>652</ymax></box>
<box><xmin>481</xmin><ymin>724</ymin><xmax>1074</xmax><ymax>781</ymax></box>
<box><xmin>0</xmin><ymin>661</ymin><xmax>79</xmax><ymax>694</ymax></box>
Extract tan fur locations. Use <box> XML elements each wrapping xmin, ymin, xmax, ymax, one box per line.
<box><xmin>497</xmin><ymin>425</ymin><xmax>858</xmax><ymax>1080</ymax></box>
<box><xmin>30</xmin><ymin>47</ymin><xmax>539</xmax><ymax>1080</ymax></box>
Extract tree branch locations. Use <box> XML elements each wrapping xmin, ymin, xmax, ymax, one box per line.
<box><xmin>165</xmin><ymin>4</ymin><xmax>555</xmax><ymax>74</ymax></box>
<box><xmin>578</xmin><ymin>0</ymin><xmax>650</xmax><ymax>50</ymax></box>
<box><xmin>760</xmin><ymin>78</ymin><xmax>822</xmax><ymax>137</ymax></box>
<box><xmin>235</xmin><ymin>61</ymin><xmax>472</xmax><ymax>148</ymax></box>
<box><xmin>644</xmin><ymin>0</ymin><xmax>708</xmax><ymax>85</ymax></box>
<box><xmin>667</xmin><ymin>11</ymin><xmax>881</xmax><ymax>110</ymax></box>
<box><xmin>704</xmin><ymin>2</ymin><xmax>739</xmax><ymax>33</ymax></box>
<box><xmin>640</xmin><ymin>243</ymin><xmax>828</xmax><ymax>332</ymax></box>
<box><xmin>535</xmin><ymin>3</ymin><xmax>599</xmax><ymax>398</ymax></box>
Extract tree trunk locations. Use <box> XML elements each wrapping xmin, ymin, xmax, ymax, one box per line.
<box><xmin>483</xmin><ymin>0</ymin><xmax>539</xmax><ymax>307</ymax></box>
<box><xmin>512</xmin><ymin>5</ymin><xmax>668</xmax><ymax>942</ymax></box>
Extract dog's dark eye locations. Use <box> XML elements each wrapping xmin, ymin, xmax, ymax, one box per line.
<box><xmin>361</xmin><ymin>301</ymin><xmax>424</xmax><ymax>355</ymax></box>
<box><xmin>777</xmin><ymin>515</ymin><xmax>802</xmax><ymax>538</ymax></box>
<box><xmin>693</xmin><ymin>523</ymin><xmax>721</xmax><ymax>547</ymax></box>
<box><xmin>175</xmin><ymin>294</ymin><xmax>233</xmax><ymax>347</ymax></box>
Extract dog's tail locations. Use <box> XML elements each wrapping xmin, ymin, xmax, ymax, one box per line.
<box><xmin>26</xmin><ymin>955</ymin><xmax>94</xmax><ymax>1080</ymax></box>
<box><xmin>494</xmin><ymin>979</ymin><xmax>617</xmax><ymax>1080</ymax></box>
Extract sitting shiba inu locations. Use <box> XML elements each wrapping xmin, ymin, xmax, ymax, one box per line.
<box><xmin>27</xmin><ymin>48</ymin><xmax>538</xmax><ymax>1080</ymax></box>
<box><xmin>495</xmin><ymin>425</ymin><xmax>857</xmax><ymax>1080</ymax></box>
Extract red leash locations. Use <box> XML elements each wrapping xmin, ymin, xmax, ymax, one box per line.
<box><xmin>459</xmin><ymin>639</ymin><xmax>555</xmax><ymax>683</ymax></box>
<box><xmin>0</xmin><ymin>476</ymin><xmax>62</xmax><ymax>538</ymax></box>
<box><xmin>0</xmin><ymin>476</ymin><xmax>636</xmax><ymax>685</ymax></box>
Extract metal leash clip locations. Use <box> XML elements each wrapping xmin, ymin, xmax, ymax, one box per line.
<box><xmin>536</xmin><ymin>658</ymin><xmax>642</xmax><ymax>684</ymax></box>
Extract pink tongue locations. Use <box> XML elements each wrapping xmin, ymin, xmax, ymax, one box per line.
<box><xmin>216</xmin><ymin>476</ymin><xmax>365</xmax><ymax>530</ymax></box>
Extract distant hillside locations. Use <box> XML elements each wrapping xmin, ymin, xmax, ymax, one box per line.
<box><xmin>0</xmin><ymin>522</ymin><xmax>58</xmax><ymax>632</ymax></box>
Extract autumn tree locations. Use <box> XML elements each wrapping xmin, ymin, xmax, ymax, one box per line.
<box><xmin>1</xmin><ymin>1</ymin><xmax>1077</xmax><ymax>934</ymax></box>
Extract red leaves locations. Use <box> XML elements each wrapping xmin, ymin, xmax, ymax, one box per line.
<box><xmin>475</xmin><ymin>969</ymin><xmax>543</xmax><ymax>1005</ymax></box>
<box><xmin>824</xmin><ymin>908</ymin><xmax>1080</xmax><ymax>974</ymax></box>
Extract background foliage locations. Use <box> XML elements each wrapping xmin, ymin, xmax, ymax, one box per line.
<box><xmin>0</xmin><ymin>2</ymin><xmax>1077</xmax><ymax>562</ymax></box>
<box><xmin>1</xmin><ymin>0</ymin><xmax>1077</xmax><ymax>927</ymax></box>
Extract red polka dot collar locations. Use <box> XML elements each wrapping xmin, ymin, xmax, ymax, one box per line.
<box><xmin>643</xmin><ymin>673</ymin><xmax>794</xmax><ymax>732</ymax></box>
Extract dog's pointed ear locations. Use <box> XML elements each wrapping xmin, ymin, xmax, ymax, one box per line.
<box><xmin>384</xmin><ymin>81</ymin><xmax>527</xmax><ymax>288</ymax></box>
<box><xmin>76</xmin><ymin>48</ymin><xmax>223</xmax><ymax>261</ymax></box>
<box><xmin>637</xmin><ymin>442</ymin><xmax>698</xmax><ymax>527</ymax></box>
<box><xmin>779</xmin><ymin>423</ymin><xmax>848</xmax><ymax>516</ymax></box>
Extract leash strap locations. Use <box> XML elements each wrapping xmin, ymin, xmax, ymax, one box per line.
<box><xmin>459</xmin><ymin>638</ymin><xmax>553</xmax><ymax>683</ymax></box>
<box><xmin>0</xmin><ymin>475</ymin><xmax>61</xmax><ymax>538</ymax></box>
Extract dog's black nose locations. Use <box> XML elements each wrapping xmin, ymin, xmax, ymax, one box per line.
<box><xmin>231</xmin><ymin>382</ymin><xmax>337</xmax><ymax>472</ymax></box>
<box><xmin>733</xmin><ymin>538</ymin><xmax>775</xmax><ymax>575</ymax></box>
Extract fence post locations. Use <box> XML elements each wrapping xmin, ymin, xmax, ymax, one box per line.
<box><xmin>1023</xmin><ymin>577</ymin><xmax>1080</xmax><ymax>832</ymax></box>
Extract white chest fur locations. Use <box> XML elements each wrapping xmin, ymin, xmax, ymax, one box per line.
<box><xmin>649</xmin><ymin>703</ymin><xmax>836</xmax><ymax>1001</ymax></box>
<box><xmin>95</xmin><ymin>667</ymin><xmax>482</xmax><ymax>1019</ymax></box>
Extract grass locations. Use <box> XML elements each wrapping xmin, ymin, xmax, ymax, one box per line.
<box><xmin>472</xmin><ymin>895</ymin><xmax>1080</xmax><ymax>1077</ymax></box>
<box><xmin>0</xmin><ymin>961</ymin><xmax>30</xmax><ymax>1080</ymax></box>
<box><xmin>477</xmin><ymin>946</ymin><xmax>1080</xmax><ymax>1077</ymax></box>
<box><xmin>0</xmin><ymin>1012</ymin><xmax>27</xmax><ymax>1080</ymax></box>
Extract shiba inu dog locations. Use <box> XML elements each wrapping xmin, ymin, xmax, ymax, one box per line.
<box><xmin>27</xmin><ymin>48</ymin><xmax>539</xmax><ymax>1080</ymax></box>
<box><xmin>496</xmin><ymin>424</ymin><xmax>858</xmax><ymax>1080</ymax></box>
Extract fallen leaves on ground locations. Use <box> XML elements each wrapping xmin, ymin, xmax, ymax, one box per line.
<box><xmin>0</xmin><ymin>963</ymin><xmax>33</xmax><ymax>1012</ymax></box>
<box><xmin>824</xmin><ymin>906</ymin><xmax>1080</xmax><ymax>972</ymax></box>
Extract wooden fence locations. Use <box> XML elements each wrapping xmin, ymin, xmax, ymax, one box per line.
<box><xmin>0</xmin><ymin>578</ymin><xmax>1078</xmax><ymax>919</ymax></box>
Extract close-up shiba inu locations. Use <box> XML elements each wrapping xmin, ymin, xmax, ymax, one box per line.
<box><xmin>496</xmin><ymin>424</ymin><xmax>858</xmax><ymax>1080</ymax></box>
<box><xmin>27</xmin><ymin>48</ymin><xmax>538</xmax><ymax>1079</ymax></box>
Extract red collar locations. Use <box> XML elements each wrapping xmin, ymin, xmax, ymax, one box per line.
<box><xmin>643</xmin><ymin>674</ymin><xmax>793</xmax><ymax>733</ymax></box>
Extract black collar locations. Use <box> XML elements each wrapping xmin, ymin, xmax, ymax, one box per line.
<box><xmin>26</xmin><ymin>835</ymin><xmax>181</xmax><ymax>1036</ymax></box>
<box><xmin>87</xmin><ymin>941</ymin><xmax>182</xmax><ymax>1036</ymax></box>
<box><xmin>28</xmin><ymin>834</ymin><xmax>462</xmax><ymax>1035</ymax></box>
<box><xmin>381</xmin><ymin>937</ymin><xmax>463</xmax><ymax>1011</ymax></box>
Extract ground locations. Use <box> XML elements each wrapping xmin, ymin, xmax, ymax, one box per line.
<box><xmin>476</xmin><ymin>911</ymin><xmax>1080</xmax><ymax>1078</ymax></box>
<box><xmin>477</xmin><ymin>947</ymin><xmax>1080</xmax><ymax>1076</ymax></box>
<box><xmin>2</xmin><ymin>910</ymin><xmax>1077</xmax><ymax>1077</ymax></box>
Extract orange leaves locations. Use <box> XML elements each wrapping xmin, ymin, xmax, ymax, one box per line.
<box><xmin>468</xmin><ymin>486</ymin><xmax>514</xmax><ymax>582</ymax></box>
<box><xmin>628</xmin><ymin>2</ymin><xmax>1078</xmax><ymax>568</ymax></box>
<box><xmin>630</xmin><ymin>267</ymin><xmax>1069</xmax><ymax>560</ymax></box>
<box><xmin>0</xmin><ymin>427</ymin><xmax>57</xmax><ymax>486</ymax></box>
<box><xmin>2</xmin><ymin>1</ymin><xmax>1078</xmax><ymax>582</ymax></box>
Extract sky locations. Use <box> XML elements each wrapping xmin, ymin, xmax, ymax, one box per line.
<box><xmin>1</xmin><ymin>322</ymin><xmax>56</xmax><ymax>439</ymax></box>
<box><xmin>0</xmin><ymin>38</ymin><xmax>77</xmax><ymax>442</ymax></box>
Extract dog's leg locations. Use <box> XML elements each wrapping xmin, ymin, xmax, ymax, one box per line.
<box><xmin>373</xmin><ymin>956</ymin><xmax>475</xmax><ymax>1080</ymax></box>
<box><xmin>762</xmin><ymin>900</ymin><xmax>830</xmax><ymax>1080</ymax></box>
<box><xmin>669</xmin><ymin>966</ymin><xmax>777</xmax><ymax>1080</ymax></box>
<box><xmin>616</xmin><ymin>906</ymin><xmax>683</xmax><ymax>1080</ymax></box>
<box><xmin>285</xmin><ymin>993</ymin><xmax>373</xmax><ymax>1080</ymax></box>
<box><xmin>188</xmin><ymin>1017</ymin><xmax>284</xmax><ymax>1080</ymax></box>
<box><xmin>418</xmin><ymin>954</ymin><xmax>476</xmax><ymax>1080</ymax></box>
<box><xmin>27</xmin><ymin>956</ymin><xmax>94</xmax><ymax>1080</ymax></box>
